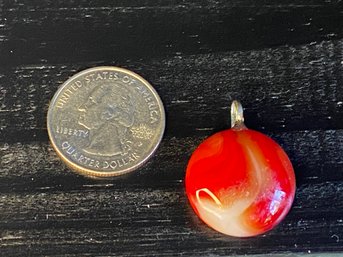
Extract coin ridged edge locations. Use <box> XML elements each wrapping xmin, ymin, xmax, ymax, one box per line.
<box><xmin>47</xmin><ymin>66</ymin><xmax>166</xmax><ymax>177</ymax></box>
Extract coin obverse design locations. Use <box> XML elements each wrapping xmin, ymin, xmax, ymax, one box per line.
<box><xmin>47</xmin><ymin>66</ymin><xmax>165</xmax><ymax>177</ymax></box>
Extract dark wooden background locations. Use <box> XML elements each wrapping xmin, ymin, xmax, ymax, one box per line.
<box><xmin>1</xmin><ymin>0</ymin><xmax>343</xmax><ymax>256</ymax></box>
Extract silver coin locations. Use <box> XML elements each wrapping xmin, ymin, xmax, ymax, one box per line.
<box><xmin>47</xmin><ymin>66</ymin><xmax>165</xmax><ymax>177</ymax></box>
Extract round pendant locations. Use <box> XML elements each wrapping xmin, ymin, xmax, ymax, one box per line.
<box><xmin>185</xmin><ymin>101</ymin><xmax>296</xmax><ymax>237</ymax></box>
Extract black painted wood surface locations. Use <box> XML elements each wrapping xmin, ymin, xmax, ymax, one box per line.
<box><xmin>1</xmin><ymin>1</ymin><xmax>343</xmax><ymax>256</ymax></box>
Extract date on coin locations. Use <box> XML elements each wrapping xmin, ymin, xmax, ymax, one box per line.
<box><xmin>47</xmin><ymin>66</ymin><xmax>165</xmax><ymax>177</ymax></box>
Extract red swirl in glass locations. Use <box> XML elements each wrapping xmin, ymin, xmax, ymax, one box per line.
<box><xmin>185</xmin><ymin>125</ymin><xmax>296</xmax><ymax>237</ymax></box>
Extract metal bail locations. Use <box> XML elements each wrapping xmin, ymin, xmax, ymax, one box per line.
<box><xmin>231</xmin><ymin>100</ymin><xmax>245</xmax><ymax>128</ymax></box>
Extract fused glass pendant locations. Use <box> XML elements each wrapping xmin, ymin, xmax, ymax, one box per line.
<box><xmin>185</xmin><ymin>101</ymin><xmax>296</xmax><ymax>237</ymax></box>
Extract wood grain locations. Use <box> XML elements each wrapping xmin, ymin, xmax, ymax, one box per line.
<box><xmin>2</xmin><ymin>39</ymin><xmax>343</xmax><ymax>142</ymax></box>
<box><xmin>1</xmin><ymin>0</ymin><xmax>343</xmax><ymax>256</ymax></box>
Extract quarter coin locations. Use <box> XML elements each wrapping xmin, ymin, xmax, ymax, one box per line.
<box><xmin>47</xmin><ymin>66</ymin><xmax>165</xmax><ymax>177</ymax></box>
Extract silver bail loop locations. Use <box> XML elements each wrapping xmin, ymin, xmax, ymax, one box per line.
<box><xmin>231</xmin><ymin>100</ymin><xmax>245</xmax><ymax>128</ymax></box>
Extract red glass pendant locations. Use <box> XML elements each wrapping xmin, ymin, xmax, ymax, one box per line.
<box><xmin>185</xmin><ymin>101</ymin><xmax>296</xmax><ymax>237</ymax></box>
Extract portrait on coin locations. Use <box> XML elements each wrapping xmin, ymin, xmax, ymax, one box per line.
<box><xmin>78</xmin><ymin>83</ymin><xmax>135</xmax><ymax>156</ymax></box>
